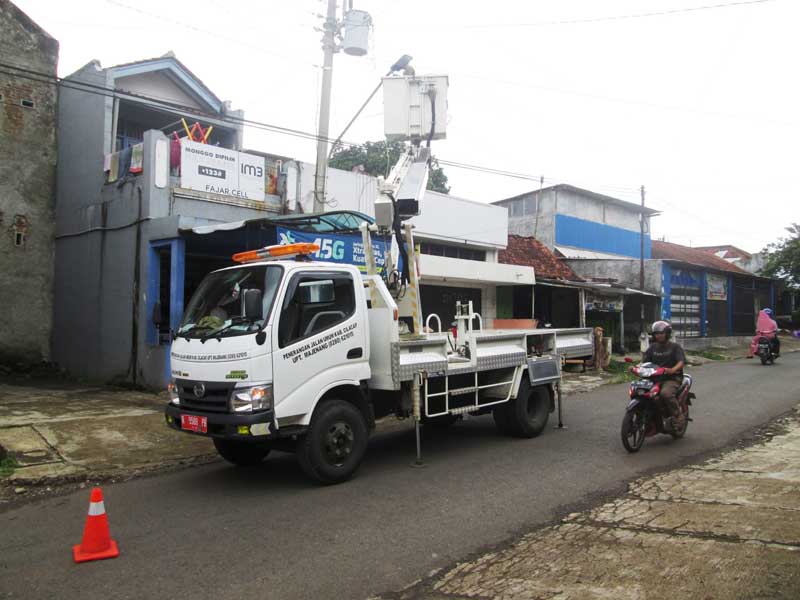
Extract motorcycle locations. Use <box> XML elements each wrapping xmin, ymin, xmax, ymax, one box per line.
<box><xmin>756</xmin><ymin>335</ymin><xmax>779</xmax><ymax>366</ymax></box>
<box><xmin>621</xmin><ymin>362</ymin><xmax>694</xmax><ymax>453</ymax></box>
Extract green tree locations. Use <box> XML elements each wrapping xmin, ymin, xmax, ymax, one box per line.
<box><xmin>329</xmin><ymin>140</ymin><xmax>450</xmax><ymax>194</ymax></box>
<box><xmin>761</xmin><ymin>223</ymin><xmax>800</xmax><ymax>286</ymax></box>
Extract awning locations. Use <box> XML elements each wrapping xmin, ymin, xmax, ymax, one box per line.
<box><xmin>178</xmin><ymin>210</ymin><xmax>375</xmax><ymax>235</ymax></box>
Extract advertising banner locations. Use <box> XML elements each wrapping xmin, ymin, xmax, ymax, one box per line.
<box><xmin>707</xmin><ymin>273</ymin><xmax>728</xmax><ymax>301</ymax></box>
<box><xmin>180</xmin><ymin>140</ymin><xmax>266</xmax><ymax>201</ymax></box>
<box><xmin>277</xmin><ymin>227</ymin><xmax>391</xmax><ymax>273</ymax></box>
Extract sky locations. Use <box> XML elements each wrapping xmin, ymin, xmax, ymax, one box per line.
<box><xmin>13</xmin><ymin>0</ymin><xmax>799</xmax><ymax>252</ymax></box>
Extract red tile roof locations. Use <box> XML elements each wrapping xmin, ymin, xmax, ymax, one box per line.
<box><xmin>651</xmin><ymin>240</ymin><xmax>749</xmax><ymax>274</ymax></box>
<box><xmin>500</xmin><ymin>236</ymin><xmax>582</xmax><ymax>281</ymax></box>
<box><xmin>694</xmin><ymin>245</ymin><xmax>752</xmax><ymax>260</ymax></box>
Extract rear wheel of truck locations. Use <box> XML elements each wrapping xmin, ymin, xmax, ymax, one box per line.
<box><xmin>296</xmin><ymin>399</ymin><xmax>368</xmax><ymax>485</ymax></box>
<box><xmin>499</xmin><ymin>378</ymin><xmax>550</xmax><ymax>438</ymax></box>
<box><xmin>213</xmin><ymin>439</ymin><xmax>271</xmax><ymax>466</ymax></box>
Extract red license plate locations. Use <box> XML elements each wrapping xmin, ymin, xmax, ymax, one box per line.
<box><xmin>181</xmin><ymin>414</ymin><xmax>207</xmax><ymax>433</ymax></box>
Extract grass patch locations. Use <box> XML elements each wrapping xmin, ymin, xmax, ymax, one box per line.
<box><xmin>0</xmin><ymin>456</ymin><xmax>19</xmax><ymax>478</ymax></box>
<box><xmin>605</xmin><ymin>359</ymin><xmax>638</xmax><ymax>384</ymax></box>
<box><xmin>687</xmin><ymin>348</ymin><xmax>727</xmax><ymax>361</ymax></box>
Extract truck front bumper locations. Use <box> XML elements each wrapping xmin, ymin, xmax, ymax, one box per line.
<box><xmin>165</xmin><ymin>404</ymin><xmax>289</xmax><ymax>441</ymax></box>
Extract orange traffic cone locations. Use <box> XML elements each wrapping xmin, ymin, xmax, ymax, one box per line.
<box><xmin>72</xmin><ymin>487</ymin><xmax>120</xmax><ymax>563</ymax></box>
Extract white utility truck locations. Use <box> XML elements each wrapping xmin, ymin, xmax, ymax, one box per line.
<box><xmin>165</xmin><ymin>74</ymin><xmax>573</xmax><ymax>483</ymax></box>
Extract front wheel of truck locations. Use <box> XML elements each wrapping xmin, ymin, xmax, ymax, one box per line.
<box><xmin>213</xmin><ymin>439</ymin><xmax>271</xmax><ymax>466</ymax></box>
<box><xmin>296</xmin><ymin>399</ymin><xmax>369</xmax><ymax>485</ymax></box>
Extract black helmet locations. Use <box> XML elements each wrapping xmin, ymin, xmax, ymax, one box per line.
<box><xmin>651</xmin><ymin>320</ymin><xmax>672</xmax><ymax>339</ymax></box>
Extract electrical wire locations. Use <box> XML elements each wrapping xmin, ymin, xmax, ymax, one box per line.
<box><xmin>0</xmin><ymin>60</ymin><xmax>720</xmax><ymax>227</ymax></box>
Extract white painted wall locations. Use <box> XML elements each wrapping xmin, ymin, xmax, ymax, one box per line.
<box><xmin>288</xmin><ymin>162</ymin><xmax>509</xmax><ymax>249</ymax></box>
<box><xmin>113</xmin><ymin>71</ymin><xmax>205</xmax><ymax>110</ymax></box>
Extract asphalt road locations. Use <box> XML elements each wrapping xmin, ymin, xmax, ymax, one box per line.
<box><xmin>2</xmin><ymin>353</ymin><xmax>799</xmax><ymax>600</ymax></box>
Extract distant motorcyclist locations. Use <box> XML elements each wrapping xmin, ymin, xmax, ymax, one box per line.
<box><xmin>642</xmin><ymin>321</ymin><xmax>686</xmax><ymax>426</ymax></box>
<box><xmin>748</xmin><ymin>308</ymin><xmax>780</xmax><ymax>358</ymax></box>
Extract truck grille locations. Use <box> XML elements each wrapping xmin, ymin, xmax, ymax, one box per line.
<box><xmin>176</xmin><ymin>379</ymin><xmax>235</xmax><ymax>413</ymax></box>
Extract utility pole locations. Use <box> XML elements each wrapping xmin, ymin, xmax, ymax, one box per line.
<box><xmin>640</xmin><ymin>184</ymin><xmax>646</xmax><ymax>339</ymax></box>
<box><xmin>313</xmin><ymin>0</ymin><xmax>338</xmax><ymax>213</ymax></box>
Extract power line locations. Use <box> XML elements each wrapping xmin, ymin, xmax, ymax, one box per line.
<box><xmin>1</xmin><ymin>59</ymin><xmax>711</xmax><ymax>222</ymax></box>
<box><xmin>102</xmin><ymin>0</ymin><xmax>318</xmax><ymax>69</ymax></box>
<box><xmin>449</xmin><ymin>0</ymin><xmax>776</xmax><ymax>29</ymax></box>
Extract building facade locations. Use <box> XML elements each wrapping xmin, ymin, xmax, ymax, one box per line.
<box><xmin>494</xmin><ymin>184</ymin><xmax>658</xmax><ymax>259</ymax></box>
<box><xmin>53</xmin><ymin>53</ymin><xmax>532</xmax><ymax>388</ymax></box>
<box><xmin>0</xmin><ymin>0</ymin><xmax>59</xmax><ymax>364</ymax></box>
<box><xmin>495</xmin><ymin>185</ymin><xmax>659</xmax><ymax>350</ymax></box>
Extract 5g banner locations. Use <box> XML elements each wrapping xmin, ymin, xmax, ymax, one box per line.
<box><xmin>276</xmin><ymin>227</ymin><xmax>392</xmax><ymax>273</ymax></box>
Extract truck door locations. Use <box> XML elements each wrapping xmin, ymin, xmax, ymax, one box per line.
<box><xmin>272</xmin><ymin>270</ymin><xmax>368</xmax><ymax>421</ymax></box>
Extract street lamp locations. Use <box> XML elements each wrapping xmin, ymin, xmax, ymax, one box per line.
<box><xmin>312</xmin><ymin>1</ymin><xmax>373</xmax><ymax>213</ymax></box>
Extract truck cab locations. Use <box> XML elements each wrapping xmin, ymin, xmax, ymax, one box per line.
<box><xmin>166</xmin><ymin>249</ymin><xmax>373</xmax><ymax>482</ymax></box>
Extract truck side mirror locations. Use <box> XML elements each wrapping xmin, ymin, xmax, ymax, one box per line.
<box><xmin>243</xmin><ymin>289</ymin><xmax>263</xmax><ymax>320</ymax></box>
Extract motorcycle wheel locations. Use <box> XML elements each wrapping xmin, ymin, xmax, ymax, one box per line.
<box><xmin>621</xmin><ymin>408</ymin><xmax>647</xmax><ymax>453</ymax></box>
<box><xmin>760</xmin><ymin>354</ymin><xmax>769</xmax><ymax>365</ymax></box>
<box><xmin>670</xmin><ymin>405</ymin><xmax>689</xmax><ymax>439</ymax></box>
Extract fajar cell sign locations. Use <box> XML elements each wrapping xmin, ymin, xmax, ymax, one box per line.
<box><xmin>180</xmin><ymin>140</ymin><xmax>266</xmax><ymax>201</ymax></box>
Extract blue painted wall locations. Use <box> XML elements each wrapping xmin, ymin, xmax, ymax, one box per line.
<box><xmin>555</xmin><ymin>214</ymin><xmax>651</xmax><ymax>258</ymax></box>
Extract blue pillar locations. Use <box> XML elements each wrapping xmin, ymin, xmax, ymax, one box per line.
<box><xmin>727</xmin><ymin>274</ymin><xmax>734</xmax><ymax>335</ymax></box>
<box><xmin>661</xmin><ymin>263</ymin><xmax>672</xmax><ymax>320</ymax></box>
<box><xmin>700</xmin><ymin>272</ymin><xmax>708</xmax><ymax>337</ymax></box>
<box><xmin>769</xmin><ymin>281</ymin><xmax>776</xmax><ymax>312</ymax></box>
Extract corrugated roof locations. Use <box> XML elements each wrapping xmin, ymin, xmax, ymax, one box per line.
<box><xmin>652</xmin><ymin>240</ymin><xmax>749</xmax><ymax>274</ymax></box>
<box><xmin>499</xmin><ymin>235</ymin><xmax>583</xmax><ymax>281</ymax></box>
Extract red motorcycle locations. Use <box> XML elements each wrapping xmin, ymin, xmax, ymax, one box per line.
<box><xmin>621</xmin><ymin>362</ymin><xmax>695</xmax><ymax>453</ymax></box>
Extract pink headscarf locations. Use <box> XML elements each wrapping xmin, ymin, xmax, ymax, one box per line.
<box><xmin>756</xmin><ymin>309</ymin><xmax>778</xmax><ymax>335</ymax></box>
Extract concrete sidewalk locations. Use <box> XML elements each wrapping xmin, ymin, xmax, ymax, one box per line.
<box><xmin>0</xmin><ymin>383</ymin><xmax>215</xmax><ymax>491</ymax></box>
<box><xmin>379</xmin><ymin>406</ymin><xmax>800</xmax><ymax>600</ymax></box>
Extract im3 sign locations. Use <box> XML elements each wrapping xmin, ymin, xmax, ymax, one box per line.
<box><xmin>180</xmin><ymin>140</ymin><xmax>266</xmax><ymax>201</ymax></box>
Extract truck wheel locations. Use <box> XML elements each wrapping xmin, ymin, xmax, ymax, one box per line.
<box><xmin>504</xmin><ymin>378</ymin><xmax>550</xmax><ymax>438</ymax></box>
<box><xmin>296</xmin><ymin>400</ymin><xmax>368</xmax><ymax>485</ymax></box>
<box><xmin>213</xmin><ymin>439</ymin><xmax>271</xmax><ymax>466</ymax></box>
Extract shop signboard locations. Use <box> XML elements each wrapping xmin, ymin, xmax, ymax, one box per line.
<box><xmin>707</xmin><ymin>273</ymin><xmax>728</xmax><ymax>301</ymax></box>
<box><xmin>181</xmin><ymin>139</ymin><xmax>266</xmax><ymax>201</ymax></box>
<box><xmin>276</xmin><ymin>227</ymin><xmax>392</xmax><ymax>273</ymax></box>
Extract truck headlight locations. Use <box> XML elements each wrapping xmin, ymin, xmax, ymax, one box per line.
<box><xmin>231</xmin><ymin>384</ymin><xmax>273</xmax><ymax>413</ymax></box>
<box><xmin>168</xmin><ymin>381</ymin><xmax>180</xmax><ymax>406</ymax></box>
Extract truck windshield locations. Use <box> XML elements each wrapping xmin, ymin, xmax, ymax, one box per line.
<box><xmin>177</xmin><ymin>265</ymin><xmax>282</xmax><ymax>339</ymax></box>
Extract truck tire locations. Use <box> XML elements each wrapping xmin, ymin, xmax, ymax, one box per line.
<box><xmin>296</xmin><ymin>399</ymin><xmax>369</xmax><ymax>485</ymax></box>
<box><xmin>501</xmin><ymin>378</ymin><xmax>550</xmax><ymax>438</ymax></box>
<box><xmin>213</xmin><ymin>439</ymin><xmax>271</xmax><ymax>466</ymax></box>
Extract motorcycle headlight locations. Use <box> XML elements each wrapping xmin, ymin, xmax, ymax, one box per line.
<box><xmin>168</xmin><ymin>381</ymin><xmax>180</xmax><ymax>406</ymax></box>
<box><xmin>231</xmin><ymin>384</ymin><xmax>273</xmax><ymax>413</ymax></box>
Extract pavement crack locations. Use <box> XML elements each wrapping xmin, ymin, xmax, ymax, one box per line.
<box><xmin>29</xmin><ymin>424</ymin><xmax>69</xmax><ymax>464</ymax></box>
<box><xmin>582</xmin><ymin>517</ymin><xmax>800</xmax><ymax>549</ymax></box>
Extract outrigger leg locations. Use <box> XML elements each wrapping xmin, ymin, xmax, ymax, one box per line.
<box><xmin>411</xmin><ymin>372</ymin><xmax>425</xmax><ymax>467</ymax></box>
<box><xmin>555</xmin><ymin>381</ymin><xmax>565</xmax><ymax>429</ymax></box>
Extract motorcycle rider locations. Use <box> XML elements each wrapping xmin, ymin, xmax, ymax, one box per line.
<box><xmin>748</xmin><ymin>308</ymin><xmax>780</xmax><ymax>358</ymax></box>
<box><xmin>642</xmin><ymin>320</ymin><xmax>686</xmax><ymax>427</ymax></box>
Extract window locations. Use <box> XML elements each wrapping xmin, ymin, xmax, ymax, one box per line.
<box><xmin>178</xmin><ymin>265</ymin><xmax>282</xmax><ymax>340</ymax></box>
<box><xmin>278</xmin><ymin>272</ymin><xmax>355</xmax><ymax>347</ymax></box>
<box><xmin>420</xmin><ymin>242</ymin><xmax>486</xmax><ymax>262</ymax></box>
<box><xmin>20</xmin><ymin>99</ymin><xmax>34</xmax><ymax>108</ymax></box>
